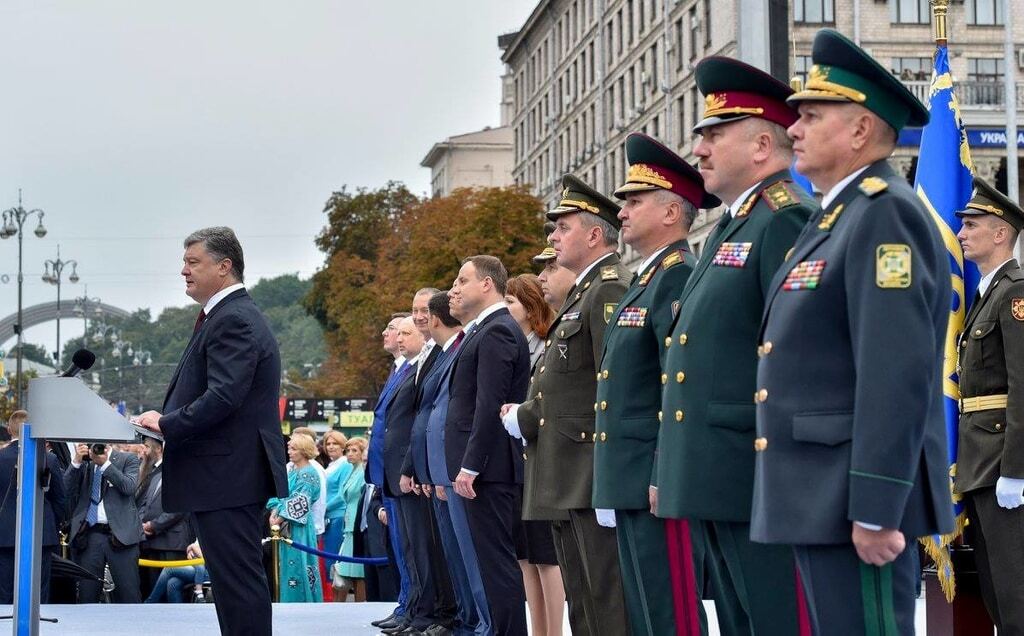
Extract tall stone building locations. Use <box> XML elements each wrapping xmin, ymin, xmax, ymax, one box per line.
<box><xmin>501</xmin><ymin>0</ymin><xmax>1023</xmax><ymax>262</ymax></box>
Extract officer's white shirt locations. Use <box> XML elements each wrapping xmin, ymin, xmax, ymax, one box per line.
<box><xmin>820</xmin><ymin>166</ymin><xmax>870</xmax><ymax>210</ymax></box>
<box><xmin>978</xmin><ymin>259</ymin><xmax>1013</xmax><ymax>298</ymax></box>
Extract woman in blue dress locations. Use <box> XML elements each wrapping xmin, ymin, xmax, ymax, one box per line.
<box><xmin>322</xmin><ymin>429</ymin><xmax>352</xmax><ymax>601</ymax></box>
<box><xmin>267</xmin><ymin>434</ymin><xmax>323</xmax><ymax>602</ymax></box>
<box><xmin>332</xmin><ymin>436</ymin><xmax>367</xmax><ymax>602</ymax></box>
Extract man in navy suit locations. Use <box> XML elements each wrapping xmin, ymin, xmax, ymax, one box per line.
<box><xmin>446</xmin><ymin>255</ymin><xmax>532</xmax><ymax>636</ymax></box>
<box><xmin>138</xmin><ymin>226</ymin><xmax>287</xmax><ymax>636</ymax></box>
<box><xmin>0</xmin><ymin>410</ymin><xmax>66</xmax><ymax>603</ymax></box>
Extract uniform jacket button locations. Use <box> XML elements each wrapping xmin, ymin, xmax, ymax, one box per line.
<box><xmin>763</xmin><ymin>341</ymin><xmax>773</xmax><ymax>354</ymax></box>
<box><xmin>676</xmin><ymin>372</ymin><xmax>685</xmax><ymax>383</ymax></box>
<box><xmin>679</xmin><ymin>333</ymin><xmax>688</xmax><ymax>345</ymax></box>
<box><xmin>580</xmin><ymin>432</ymin><xmax>587</xmax><ymax>440</ymax></box>
<box><xmin>600</xmin><ymin>401</ymin><xmax>608</xmax><ymax>411</ymax></box>
<box><xmin>600</xmin><ymin>432</ymin><xmax>607</xmax><ymax>442</ymax></box>
<box><xmin>539</xmin><ymin>418</ymin><xmax>545</xmax><ymax>427</ymax></box>
<box><xmin>657</xmin><ymin>411</ymin><xmax>663</xmax><ymax>422</ymax></box>
<box><xmin>602</xmin><ymin>370</ymin><xmax>609</xmax><ymax>379</ymax></box>
<box><xmin>675</xmin><ymin>410</ymin><xmax>684</xmax><ymax>422</ymax></box>
<box><xmin>754</xmin><ymin>438</ymin><xmax>768</xmax><ymax>451</ymax></box>
<box><xmin>756</xmin><ymin>388</ymin><xmax>768</xmax><ymax>403</ymax></box>
<box><xmin>661</xmin><ymin>373</ymin><xmax>668</xmax><ymax>384</ymax></box>
<box><xmin>665</xmin><ymin>336</ymin><xmax>672</xmax><ymax>348</ymax></box>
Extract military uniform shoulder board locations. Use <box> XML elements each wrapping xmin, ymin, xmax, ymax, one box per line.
<box><xmin>761</xmin><ymin>181</ymin><xmax>799</xmax><ymax>211</ymax></box>
<box><xmin>661</xmin><ymin>250</ymin><xmax>684</xmax><ymax>270</ymax></box>
<box><xmin>858</xmin><ymin>176</ymin><xmax>889</xmax><ymax>197</ymax></box>
<box><xmin>735</xmin><ymin>191</ymin><xmax>760</xmax><ymax>217</ymax></box>
<box><xmin>600</xmin><ymin>266</ymin><xmax>619</xmax><ymax>281</ymax></box>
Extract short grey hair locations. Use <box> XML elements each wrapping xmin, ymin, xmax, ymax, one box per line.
<box><xmin>184</xmin><ymin>227</ymin><xmax>245</xmax><ymax>283</ymax></box>
<box><xmin>653</xmin><ymin>190</ymin><xmax>698</xmax><ymax>231</ymax></box>
<box><xmin>578</xmin><ymin>213</ymin><xmax>619</xmax><ymax>247</ymax></box>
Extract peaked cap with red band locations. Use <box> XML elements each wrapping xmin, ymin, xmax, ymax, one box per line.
<box><xmin>613</xmin><ymin>133</ymin><xmax>720</xmax><ymax>209</ymax></box>
<box><xmin>693</xmin><ymin>56</ymin><xmax>798</xmax><ymax>132</ymax></box>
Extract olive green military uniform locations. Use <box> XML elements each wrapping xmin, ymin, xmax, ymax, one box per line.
<box><xmin>517</xmin><ymin>175</ymin><xmax>631</xmax><ymax>636</ymax></box>
<box><xmin>954</xmin><ymin>178</ymin><xmax>1024</xmax><ymax>635</ymax></box>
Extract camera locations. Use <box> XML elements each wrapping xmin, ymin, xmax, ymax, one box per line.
<box><xmin>90</xmin><ymin>443</ymin><xmax>107</xmax><ymax>455</ymax></box>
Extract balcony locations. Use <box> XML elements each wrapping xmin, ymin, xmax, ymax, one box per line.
<box><xmin>902</xmin><ymin>80</ymin><xmax>1024</xmax><ymax>110</ymax></box>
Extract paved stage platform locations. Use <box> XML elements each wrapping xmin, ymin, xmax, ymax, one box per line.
<box><xmin>2</xmin><ymin>599</ymin><xmax>930</xmax><ymax>634</ymax></box>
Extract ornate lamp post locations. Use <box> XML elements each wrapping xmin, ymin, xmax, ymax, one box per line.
<box><xmin>73</xmin><ymin>288</ymin><xmax>103</xmax><ymax>336</ymax></box>
<box><xmin>0</xmin><ymin>191</ymin><xmax>47</xmax><ymax>406</ymax></box>
<box><xmin>132</xmin><ymin>348</ymin><xmax>152</xmax><ymax>413</ymax></box>
<box><xmin>41</xmin><ymin>245</ymin><xmax>79</xmax><ymax>367</ymax></box>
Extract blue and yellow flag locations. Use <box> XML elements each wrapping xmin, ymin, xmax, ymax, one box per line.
<box><xmin>913</xmin><ymin>44</ymin><xmax>978</xmax><ymax>602</ymax></box>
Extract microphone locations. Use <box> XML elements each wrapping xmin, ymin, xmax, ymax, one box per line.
<box><xmin>61</xmin><ymin>349</ymin><xmax>97</xmax><ymax>378</ymax></box>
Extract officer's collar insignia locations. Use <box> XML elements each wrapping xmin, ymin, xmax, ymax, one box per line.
<box><xmin>876</xmin><ymin>243</ymin><xmax>912</xmax><ymax>289</ymax></box>
<box><xmin>638</xmin><ymin>267</ymin><xmax>655</xmax><ymax>286</ymax></box>
<box><xmin>603</xmin><ymin>303</ymin><xmax>617</xmax><ymax>324</ymax></box>
<box><xmin>762</xmin><ymin>181</ymin><xmax>798</xmax><ymax>211</ymax></box>
<box><xmin>736</xmin><ymin>191</ymin><xmax>759</xmax><ymax>217</ymax></box>
<box><xmin>818</xmin><ymin>203</ymin><xmax>845</xmax><ymax>231</ymax></box>
<box><xmin>600</xmin><ymin>266</ymin><xmax>619</xmax><ymax>281</ymax></box>
<box><xmin>858</xmin><ymin>176</ymin><xmax>889</xmax><ymax>197</ymax></box>
<box><xmin>1012</xmin><ymin>298</ymin><xmax>1024</xmax><ymax>321</ymax></box>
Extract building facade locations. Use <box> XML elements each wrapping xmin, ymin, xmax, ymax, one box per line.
<box><xmin>501</xmin><ymin>0</ymin><xmax>1023</xmax><ymax>262</ymax></box>
<box><xmin>420</xmin><ymin>126</ymin><xmax>515</xmax><ymax>198</ymax></box>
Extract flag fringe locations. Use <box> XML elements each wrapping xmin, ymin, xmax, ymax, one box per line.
<box><xmin>918</xmin><ymin>511</ymin><xmax>968</xmax><ymax>603</ymax></box>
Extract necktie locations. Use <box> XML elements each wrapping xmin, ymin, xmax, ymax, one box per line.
<box><xmin>451</xmin><ymin>330</ymin><xmax>466</xmax><ymax>351</ymax></box>
<box><xmin>193</xmin><ymin>309</ymin><xmax>207</xmax><ymax>333</ymax></box>
<box><xmin>709</xmin><ymin>212</ymin><xmax>732</xmax><ymax>244</ymax></box>
<box><xmin>86</xmin><ymin>464</ymin><xmax>102</xmax><ymax>526</ymax></box>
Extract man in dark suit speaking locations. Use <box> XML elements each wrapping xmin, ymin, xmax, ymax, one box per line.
<box><xmin>138</xmin><ymin>226</ymin><xmax>287</xmax><ymax>636</ymax></box>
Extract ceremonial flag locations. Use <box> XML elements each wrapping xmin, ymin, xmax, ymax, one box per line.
<box><xmin>913</xmin><ymin>43</ymin><xmax>978</xmax><ymax>602</ymax></box>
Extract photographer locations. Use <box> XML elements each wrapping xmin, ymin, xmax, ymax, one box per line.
<box><xmin>64</xmin><ymin>441</ymin><xmax>143</xmax><ymax>603</ymax></box>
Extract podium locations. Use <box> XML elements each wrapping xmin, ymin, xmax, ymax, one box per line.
<box><xmin>13</xmin><ymin>377</ymin><xmax>142</xmax><ymax>635</ymax></box>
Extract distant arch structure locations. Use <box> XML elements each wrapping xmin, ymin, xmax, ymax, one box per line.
<box><xmin>0</xmin><ymin>301</ymin><xmax>132</xmax><ymax>346</ymax></box>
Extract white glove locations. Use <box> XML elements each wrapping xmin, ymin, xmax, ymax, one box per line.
<box><xmin>595</xmin><ymin>508</ymin><xmax>617</xmax><ymax>528</ymax></box>
<box><xmin>995</xmin><ymin>476</ymin><xmax>1024</xmax><ymax>509</ymax></box>
<box><xmin>502</xmin><ymin>404</ymin><xmax>522</xmax><ymax>440</ymax></box>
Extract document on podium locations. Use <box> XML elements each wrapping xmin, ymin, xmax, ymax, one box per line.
<box><xmin>131</xmin><ymin>422</ymin><xmax>164</xmax><ymax>443</ymax></box>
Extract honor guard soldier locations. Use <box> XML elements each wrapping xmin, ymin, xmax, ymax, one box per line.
<box><xmin>752</xmin><ymin>29</ymin><xmax>954</xmax><ymax>634</ymax></box>
<box><xmin>954</xmin><ymin>178</ymin><xmax>1024</xmax><ymax>634</ymax></box>
<box><xmin>654</xmin><ymin>58</ymin><xmax>817</xmax><ymax>635</ymax></box>
<box><xmin>593</xmin><ymin>132</ymin><xmax>715</xmax><ymax>636</ymax></box>
<box><xmin>503</xmin><ymin>174</ymin><xmax>631</xmax><ymax>636</ymax></box>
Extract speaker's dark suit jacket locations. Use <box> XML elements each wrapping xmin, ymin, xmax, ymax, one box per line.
<box><xmin>445</xmin><ymin>308</ymin><xmax>531</xmax><ymax>483</ymax></box>
<box><xmin>159</xmin><ymin>288</ymin><xmax>288</xmax><ymax>511</ymax></box>
<box><xmin>382</xmin><ymin>346</ymin><xmax>439</xmax><ymax>498</ymax></box>
<box><xmin>65</xmin><ymin>450</ymin><xmax>143</xmax><ymax>547</ymax></box>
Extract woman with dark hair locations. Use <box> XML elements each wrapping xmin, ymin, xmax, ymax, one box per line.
<box><xmin>504</xmin><ymin>274</ymin><xmax>565</xmax><ymax>636</ymax></box>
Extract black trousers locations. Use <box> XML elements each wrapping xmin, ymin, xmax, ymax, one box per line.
<box><xmin>72</xmin><ymin>527</ymin><xmax>140</xmax><ymax>603</ymax></box>
<box><xmin>965</xmin><ymin>487</ymin><xmax>1024</xmax><ymax>635</ymax></box>
<box><xmin>463</xmin><ymin>481</ymin><xmax>527</xmax><ymax>636</ymax></box>
<box><xmin>0</xmin><ymin>547</ymin><xmax>54</xmax><ymax>604</ymax></box>
<box><xmin>396</xmin><ymin>492</ymin><xmax>456</xmax><ymax>629</ymax></box>
<box><xmin>193</xmin><ymin>503</ymin><xmax>272</xmax><ymax>636</ymax></box>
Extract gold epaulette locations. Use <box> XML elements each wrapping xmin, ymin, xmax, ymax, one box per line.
<box><xmin>661</xmin><ymin>250</ymin><xmax>684</xmax><ymax>270</ymax></box>
<box><xmin>761</xmin><ymin>181</ymin><xmax>799</xmax><ymax>211</ymax></box>
<box><xmin>858</xmin><ymin>176</ymin><xmax>888</xmax><ymax>197</ymax></box>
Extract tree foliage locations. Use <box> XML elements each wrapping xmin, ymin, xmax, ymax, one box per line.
<box><xmin>307</xmin><ymin>184</ymin><xmax>544</xmax><ymax>396</ymax></box>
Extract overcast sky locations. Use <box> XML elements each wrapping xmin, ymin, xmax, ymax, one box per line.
<box><xmin>0</xmin><ymin>0</ymin><xmax>536</xmax><ymax>356</ymax></box>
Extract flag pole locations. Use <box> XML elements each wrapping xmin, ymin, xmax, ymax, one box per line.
<box><xmin>931</xmin><ymin>0</ymin><xmax>947</xmax><ymax>45</ymax></box>
<box><xmin>1003</xmin><ymin>4</ymin><xmax>1020</xmax><ymax>260</ymax></box>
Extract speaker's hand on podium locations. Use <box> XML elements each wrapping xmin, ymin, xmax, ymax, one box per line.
<box><xmin>136</xmin><ymin>410</ymin><xmax>163</xmax><ymax>435</ymax></box>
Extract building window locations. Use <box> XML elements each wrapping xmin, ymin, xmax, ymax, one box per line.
<box><xmin>703</xmin><ymin>0</ymin><xmax>712</xmax><ymax>49</ymax></box>
<box><xmin>688</xmin><ymin>7</ymin><xmax>699</xmax><ymax>63</ymax></box>
<box><xmin>675</xmin><ymin>18</ymin><xmax>685</xmax><ymax>70</ymax></box>
<box><xmin>690</xmin><ymin>86</ymin><xmax>701</xmax><ymax>137</ymax></box>
<box><xmin>968</xmin><ymin>58</ymin><xmax>1004</xmax><ymax>105</ymax></box>
<box><xmin>892</xmin><ymin>57</ymin><xmax>931</xmax><ymax>81</ymax></box>
<box><xmin>793</xmin><ymin>55</ymin><xmax>813</xmax><ymax>84</ymax></box>
<box><xmin>676</xmin><ymin>96</ymin><xmax>687</xmax><ymax>146</ymax></box>
<box><xmin>890</xmin><ymin>0</ymin><xmax>930</xmax><ymax>25</ymax></box>
<box><xmin>794</xmin><ymin>0</ymin><xmax>834</xmax><ymax>23</ymax></box>
<box><xmin>968</xmin><ymin>58</ymin><xmax>1004</xmax><ymax>82</ymax></box>
<box><xmin>967</xmin><ymin>0</ymin><xmax>1004</xmax><ymax>25</ymax></box>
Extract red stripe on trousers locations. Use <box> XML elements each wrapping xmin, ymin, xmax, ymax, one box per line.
<box><xmin>794</xmin><ymin>562</ymin><xmax>812</xmax><ymax>636</ymax></box>
<box><xmin>665</xmin><ymin>518</ymin><xmax>701</xmax><ymax>635</ymax></box>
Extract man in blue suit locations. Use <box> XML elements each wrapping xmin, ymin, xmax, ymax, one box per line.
<box><xmin>138</xmin><ymin>226</ymin><xmax>287</xmax><ymax>636</ymax></box>
<box><xmin>446</xmin><ymin>255</ymin><xmax>532</xmax><ymax>636</ymax></box>
<box><xmin>0</xmin><ymin>410</ymin><xmax>66</xmax><ymax>603</ymax></box>
<box><xmin>368</xmin><ymin>313</ymin><xmax>415</xmax><ymax>631</ymax></box>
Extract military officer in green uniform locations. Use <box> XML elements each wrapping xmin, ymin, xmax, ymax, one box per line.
<box><xmin>593</xmin><ymin>131</ymin><xmax>716</xmax><ymax>636</ymax></box>
<box><xmin>954</xmin><ymin>178</ymin><xmax>1024</xmax><ymax>635</ymax></box>
<box><xmin>653</xmin><ymin>57</ymin><xmax>816</xmax><ymax>635</ymax></box>
<box><xmin>502</xmin><ymin>174</ymin><xmax>632</xmax><ymax>636</ymax></box>
<box><xmin>751</xmin><ymin>29</ymin><xmax>954</xmax><ymax>634</ymax></box>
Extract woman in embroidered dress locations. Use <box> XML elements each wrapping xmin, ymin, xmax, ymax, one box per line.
<box><xmin>268</xmin><ymin>434</ymin><xmax>323</xmax><ymax>602</ymax></box>
<box><xmin>322</xmin><ymin>429</ymin><xmax>352</xmax><ymax>600</ymax></box>
<box><xmin>332</xmin><ymin>436</ymin><xmax>368</xmax><ymax>602</ymax></box>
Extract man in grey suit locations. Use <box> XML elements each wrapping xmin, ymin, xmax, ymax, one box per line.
<box><xmin>136</xmin><ymin>437</ymin><xmax>192</xmax><ymax>598</ymax></box>
<box><xmin>65</xmin><ymin>443</ymin><xmax>144</xmax><ymax>603</ymax></box>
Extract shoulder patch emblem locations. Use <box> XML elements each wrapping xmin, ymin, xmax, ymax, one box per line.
<box><xmin>661</xmin><ymin>250</ymin><xmax>683</xmax><ymax>270</ymax></box>
<box><xmin>736</xmin><ymin>191</ymin><xmax>760</xmax><ymax>217</ymax></box>
<box><xmin>1012</xmin><ymin>298</ymin><xmax>1024</xmax><ymax>321</ymax></box>
<box><xmin>858</xmin><ymin>176</ymin><xmax>889</xmax><ymax>197</ymax></box>
<box><xmin>600</xmin><ymin>266</ymin><xmax>619</xmax><ymax>281</ymax></box>
<box><xmin>762</xmin><ymin>181</ymin><xmax>798</xmax><ymax>211</ymax></box>
<box><xmin>604</xmin><ymin>303</ymin><xmax>617</xmax><ymax>324</ymax></box>
<box><xmin>876</xmin><ymin>244</ymin><xmax>912</xmax><ymax>289</ymax></box>
<box><xmin>818</xmin><ymin>204</ymin><xmax>845</xmax><ymax>231</ymax></box>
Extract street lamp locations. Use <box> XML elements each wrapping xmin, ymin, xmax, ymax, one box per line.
<box><xmin>0</xmin><ymin>191</ymin><xmax>47</xmax><ymax>406</ymax></box>
<box><xmin>110</xmin><ymin>339</ymin><xmax>132</xmax><ymax>403</ymax></box>
<box><xmin>73</xmin><ymin>288</ymin><xmax>103</xmax><ymax>335</ymax></box>
<box><xmin>42</xmin><ymin>244</ymin><xmax>79</xmax><ymax>367</ymax></box>
<box><xmin>132</xmin><ymin>348</ymin><xmax>152</xmax><ymax>413</ymax></box>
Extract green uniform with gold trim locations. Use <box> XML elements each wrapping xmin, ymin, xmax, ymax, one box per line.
<box><xmin>655</xmin><ymin>171</ymin><xmax>814</xmax><ymax>635</ymax></box>
<box><xmin>593</xmin><ymin>240</ymin><xmax>699</xmax><ymax>636</ymax></box>
<box><xmin>518</xmin><ymin>252</ymin><xmax>631</xmax><ymax>636</ymax></box>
